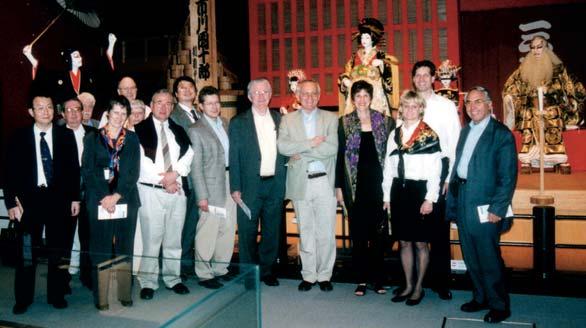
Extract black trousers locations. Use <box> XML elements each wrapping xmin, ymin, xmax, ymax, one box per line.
<box><xmin>236</xmin><ymin>178</ymin><xmax>283</xmax><ymax>278</ymax></box>
<box><xmin>14</xmin><ymin>188</ymin><xmax>71</xmax><ymax>306</ymax></box>
<box><xmin>428</xmin><ymin>195</ymin><xmax>452</xmax><ymax>289</ymax></box>
<box><xmin>180</xmin><ymin>189</ymin><xmax>200</xmax><ymax>275</ymax></box>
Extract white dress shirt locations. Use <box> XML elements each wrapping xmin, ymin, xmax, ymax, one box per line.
<box><xmin>139</xmin><ymin>119</ymin><xmax>194</xmax><ymax>185</ymax></box>
<box><xmin>33</xmin><ymin>124</ymin><xmax>53</xmax><ymax>186</ymax></box>
<box><xmin>423</xmin><ymin>92</ymin><xmax>461</xmax><ymax>181</ymax></box>
<box><xmin>68</xmin><ymin>125</ymin><xmax>85</xmax><ymax>165</ymax></box>
<box><xmin>382</xmin><ymin>121</ymin><xmax>442</xmax><ymax>203</ymax></box>
<box><xmin>252</xmin><ymin>107</ymin><xmax>277</xmax><ymax>176</ymax></box>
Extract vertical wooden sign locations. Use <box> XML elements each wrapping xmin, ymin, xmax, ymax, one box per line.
<box><xmin>189</xmin><ymin>0</ymin><xmax>218</xmax><ymax>90</ymax></box>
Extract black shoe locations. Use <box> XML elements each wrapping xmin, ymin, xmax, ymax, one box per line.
<box><xmin>95</xmin><ymin>304</ymin><xmax>109</xmax><ymax>311</ymax></box>
<box><xmin>405</xmin><ymin>290</ymin><xmax>425</xmax><ymax>306</ymax></box>
<box><xmin>140</xmin><ymin>288</ymin><xmax>155</xmax><ymax>300</ymax></box>
<box><xmin>434</xmin><ymin>288</ymin><xmax>452</xmax><ymax>300</ymax></box>
<box><xmin>261</xmin><ymin>275</ymin><xmax>280</xmax><ymax>287</ymax></box>
<box><xmin>318</xmin><ymin>281</ymin><xmax>333</xmax><ymax>292</ymax></box>
<box><xmin>198</xmin><ymin>278</ymin><xmax>224</xmax><ymax>290</ymax></box>
<box><xmin>120</xmin><ymin>300</ymin><xmax>133</xmax><ymax>307</ymax></box>
<box><xmin>391</xmin><ymin>291</ymin><xmax>412</xmax><ymax>303</ymax></box>
<box><xmin>298</xmin><ymin>280</ymin><xmax>315</xmax><ymax>291</ymax></box>
<box><xmin>167</xmin><ymin>282</ymin><xmax>190</xmax><ymax>295</ymax></box>
<box><xmin>484</xmin><ymin>309</ymin><xmax>511</xmax><ymax>323</ymax></box>
<box><xmin>12</xmin><ymin>303</ymin><xmax>30</xmax><ymax>315</ymax></box>
<box><xmin>50</xmin><ymin>299</ymin><xmax>68</xmax><ymax>309</ymax></box>
<box><xmin>460</xmin><ymin>300</ymin><xmax>489</xmax><ymax>313</ymax></box>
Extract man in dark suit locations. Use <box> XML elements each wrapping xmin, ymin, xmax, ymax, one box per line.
<box><xmin>169</xmin><ymin>75</ymin><xmax>201</xmax><ymax>279</ymax></box>
<box><xmin>4</xmin><ymin>93</ymin><xmax>80</xmax><ymax>314</ymax></box>
<box><xmin>446</xmin><ymin>86</ymin><xmax>517</xmax><ymax>323</ymax></box>
<box><xmin>229</xmin><ymin>78</ymin><xmax>287</xmax><ymax>286</ymax></box>
<box><xmin>61</xmin><ymin>97</ymin><xmax>97</xmax><ymax>288</ymax></box>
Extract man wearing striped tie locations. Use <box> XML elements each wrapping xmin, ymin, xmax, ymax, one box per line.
<box><xmin>134</xmin><ymin>89</ymin><xmax>194</xmax><ymax>300</ymax></box>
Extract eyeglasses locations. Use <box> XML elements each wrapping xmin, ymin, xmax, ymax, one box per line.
<box><xmin>465</xmin><ymin>99</ymin><xmax>487</xmax><ymax>106</ymax></box>
<box><xmin>299</xmin><ymin>92</ymin><xmax>319</xmax><ymax>97</ymax></box>
<box><xmin>119</xmin><ymin>87</ymin><xmax>137</xmax><ymax>92</ymax></box>
<box><xmin>251</xmin><ymin>90</ymin><xmax>271</xmax><ymax>96</ymax></box>
<box><xmin>65</xmin><ymin>107</ymin><xmax>82</xmax><ymax>113</ymax></box>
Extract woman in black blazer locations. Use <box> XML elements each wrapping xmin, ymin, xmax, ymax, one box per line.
<box><xmin>81</xmin><ymin>95</ymin><xmax>140</xmax><ymax>310</ymax></box>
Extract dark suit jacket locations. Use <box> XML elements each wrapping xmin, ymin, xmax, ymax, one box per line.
<box><xmin>3</xmin><ymin>125</ymin><xmax>80</xmax><ymax>225</ymax></box>
<box><xmin>446</xmin><ymin>117</ymin><xmax>517</xmax><ymax>232</ymax></box>
<box><xmin>170</xmin><ymin>104</ymin><xmax>199</xmax><ymax>133</ymax></box>
<box><xmin>80</xmin><ymin>129</ymin><xmax>141</xmax><ymax>210</ymax></box>
<box><xmin>228</xmin><ymin>109</ymin><xmax>287</xmax><ymax>203</ymax></box>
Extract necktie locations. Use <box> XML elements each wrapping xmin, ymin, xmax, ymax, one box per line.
<box><xmin>190</xmin><ymin>109</ymin><xmax>199</xmax><ymax>121</ymax></box>
<box><xmin>160</xmin><ymin>125</ymin><xmax>173</xmax><ymax>172</ymax></box>
<box><xmin>40</xmin><ymin>132</ymin><xmax>53</xmax><ymax>184</ymax></box>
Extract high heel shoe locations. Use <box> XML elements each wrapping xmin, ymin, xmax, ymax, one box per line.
<box><xmin>391</xmin><ymin>291</ymin><xmax>412</xmax><ymax>303</ymax></box>
<box><xmin>405</xmin><ymin>290</ymin><xmax>425</xmax><ymax>306</ymax></box>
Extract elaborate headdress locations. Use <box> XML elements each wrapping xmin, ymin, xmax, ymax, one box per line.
<box><xmin>352</xmin><ymin>17</ymin><xmax>385</xmax><ymax>47</ymax></box>
<box><xmin>436</xmin><ymin>59</ymin><xmax>461</xmax><ymax>81</ymax></box>
<box><xmin>287</xmin><ymin>69</ymin><xmax>307</xmax><ymax>83</ymax></box>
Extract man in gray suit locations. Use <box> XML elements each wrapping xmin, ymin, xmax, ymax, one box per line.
<box><xmin>446</xmin><ymin>86</ymin><xmax>517</xmax><ymax>323</ymax></box>
<box><xmin>229</xmin><ymin>78</ymin><xmax>287</xmax><ymax>287</ymax></box>
<box><xmin>169</xmin><ymin>75</ymin><xmax>201</xmax><ymax>279</ymax></box>
<box><xmin>277</xmin><ymin>80</ymin><xmax>338</xmax><ymax>292</ymax></box>
<box><xmin>188</xmin><ymin>86</ymin><xmax>236</xmax><ymax>289</ymax></box>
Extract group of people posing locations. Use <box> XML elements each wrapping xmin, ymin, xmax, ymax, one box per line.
<box><xmin>5</xmin><ymin>56</ymin><xmax>517</xmax><ymax>324</ymax></box>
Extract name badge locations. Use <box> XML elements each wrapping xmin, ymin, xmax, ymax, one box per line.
<box><xmin>104</xmin><ymin>168</ymin><xmax>110</xmax><ymax>180</ymax></box>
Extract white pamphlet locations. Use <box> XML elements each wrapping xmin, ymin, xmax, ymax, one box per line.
<box><xmin>208</xmin><ymin>205</ymin><xmax>227</xmax><ymax>219</ymax></box>
<box><xmin>238</xmin><ymin>201</ymin><xmax>252</xmax><ymax>220</ymax></box>
<box><xmin>98</xmin><ymin>204</ymin><xmax>128</xmax><ymax>220</ymax></box>
<box><xmin>477</xmin><ymin>204</ymin><xmax>513</xmax><ymax>223</ymax></box>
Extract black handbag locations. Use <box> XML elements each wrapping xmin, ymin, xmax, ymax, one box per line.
<box><xmin>0</xmin><ymin>220</ymin><xmax>18</xmax><ymax>267</ymax></box>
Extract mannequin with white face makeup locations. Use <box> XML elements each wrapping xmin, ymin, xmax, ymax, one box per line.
<box><xmin>22</xmin><ymin>33</ymin><xmax>117</xmax><ymax>110</ymax></box>
<box><xmin>338</xmin><ymin>18</ymin><xmax>400</xmax><ymax>117</ymax></box>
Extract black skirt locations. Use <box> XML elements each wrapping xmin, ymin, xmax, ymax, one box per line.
<box><xmin>390</xmin><ymin>178</ymin><xmax>435</xmax><ymax>242</ymax></box>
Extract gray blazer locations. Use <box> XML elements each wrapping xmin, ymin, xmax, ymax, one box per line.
<box><xmin>277</xmin><ymin>108</ymin><xmax>338</xmax><ymax>201</ymax></box>
<box><xmin>188</xmin><ymin>116</ymin><xmax>229</xmax><ymax>207</ymax></box>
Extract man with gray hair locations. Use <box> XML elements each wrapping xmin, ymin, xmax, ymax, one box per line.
<box><xmin>447</xmin><ymin>86</ymin><xmax>517</xmax><ymax>323</ymax></box>
<box><xmin>229</xmin><ymin>78</ymin><xmax>287</xmax><ymax>287</ymax></box>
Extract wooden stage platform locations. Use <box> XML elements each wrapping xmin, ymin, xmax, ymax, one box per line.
<box><xmin>513</xmin><ymin>171</ymin><xmax>586</xmax><ymax>216</ymax></box>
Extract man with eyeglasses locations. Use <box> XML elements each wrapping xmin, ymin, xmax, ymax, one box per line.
<box><xmin>503</xmin><ymin>35</ymin><xmax>585</xmax><ymax>172</ymax></box>
<box><xmin>3</xmin><ymin>91</ymin><xmax>80</xmax><ymax>314</ymax></box>
<box><xmin>447</xmin><ymin>86</ymin><xmax>517</xmax><ymax>323</ymax></box>
<box><xmin>229</xmin><ymin>78</ymin><xmax>287</xmax><ymax>287</ymax></box>
<box><xmin>61</xmin><ymin>97</ymin><xmax>97</xmax><ymax>289</ymax></box>
<box><xmin>410</xmin><ymin>60</ymin><xmax>461</xmax><ymax>300</ymax></box>
<box><xmin>277</xmin><ymin>80</ymin><xmax>339</xmax><ymax>292</ymax></box>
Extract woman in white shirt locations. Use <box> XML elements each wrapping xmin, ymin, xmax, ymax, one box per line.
<box><xmin>382</xmin><ymin>90</ymin><xmax>442</xmax><ymax>306</ymax></box>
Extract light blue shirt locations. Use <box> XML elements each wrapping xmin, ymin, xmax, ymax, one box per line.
<box><xmin>204</xmin><ymin>114</ymin><xmax>229</xmax><ymax>166</ymax></box>
<box><xmin>301</xmin><ymin>109</ymin><xmax>326</xmax><ymax>173</ymax></box>
<box><xmin>456</xmin><ymin>116</ymin><xmax>491</xmax><ymax>179</ymax></box>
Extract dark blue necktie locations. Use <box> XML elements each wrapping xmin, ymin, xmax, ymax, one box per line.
<box><xmin>190</xmin><ymin>109</ymin><xmax>199</xmax><ymax>121</ymax></box>
<box><xmin>40</xmin><ymin>132</ymin><xmax>53</xmax><ymax>185</ymax></box>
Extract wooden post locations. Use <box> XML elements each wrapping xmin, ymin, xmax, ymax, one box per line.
<box><xmin>530</xmin><ymin>86</ymin><xmax>554</xmax><ymax>206</ymax></box>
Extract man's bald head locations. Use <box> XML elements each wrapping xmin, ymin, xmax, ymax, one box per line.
<box><xmin>118</xmin><ymin>76</ymin><xmax>138</xmax><ymax>101</ymax></box>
